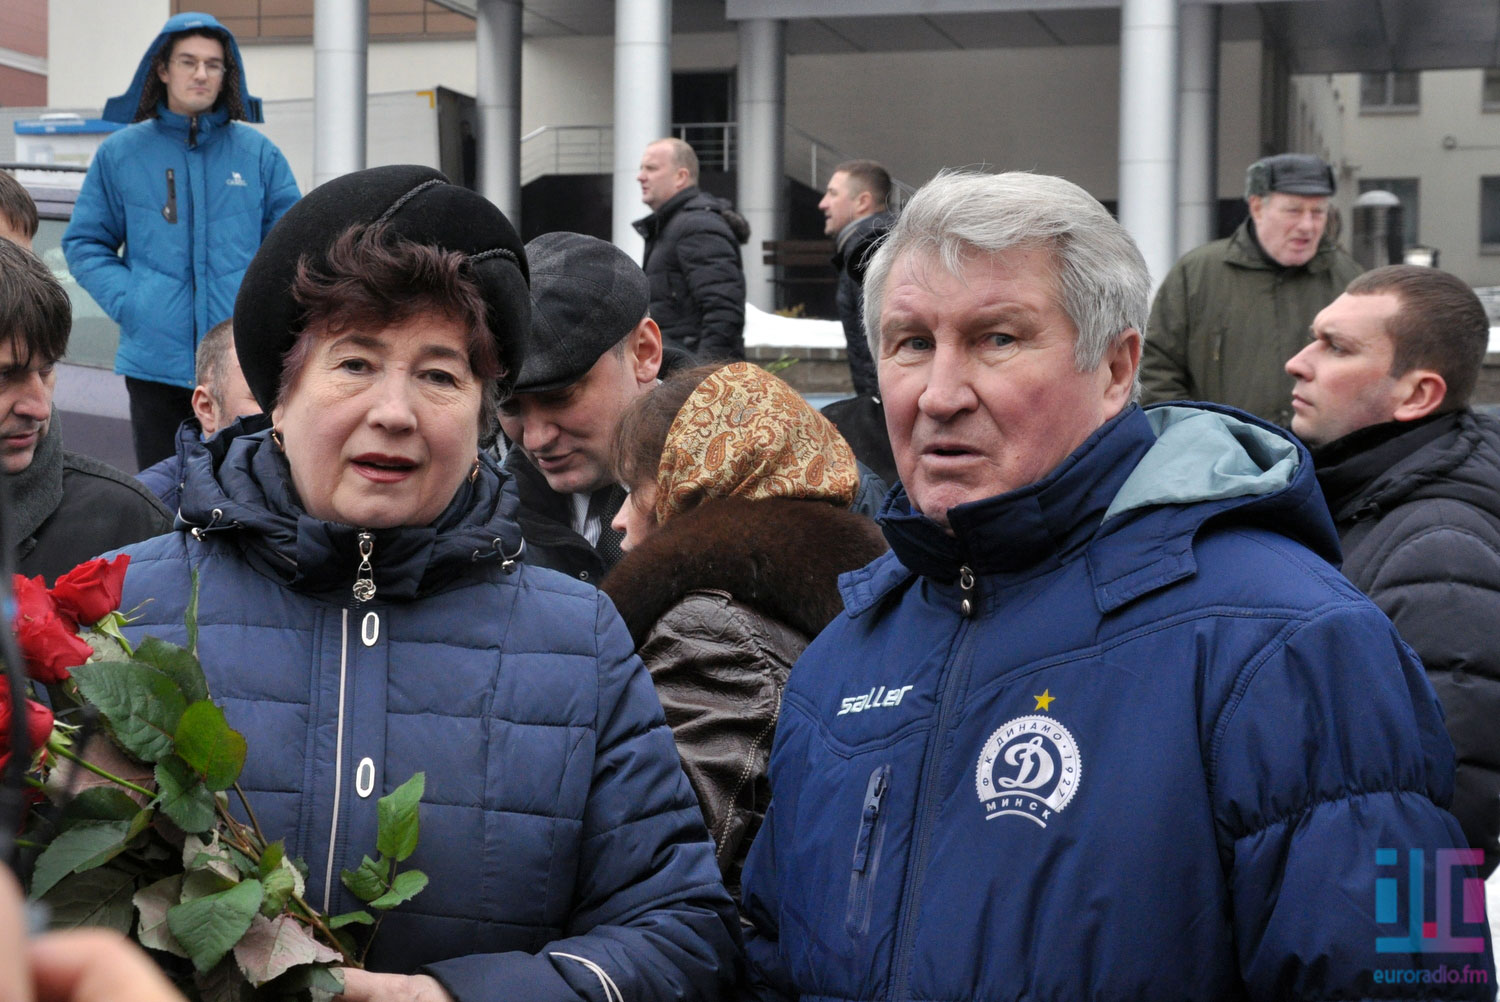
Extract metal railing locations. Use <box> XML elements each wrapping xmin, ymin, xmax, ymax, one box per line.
<box><xmin>519</xmin><ymin>124</ymin><xmax>614</xmax><ymax>186</ymax></box>
<box><xmin>518</xmin><ymin>120</ymin><xmax>915</xmax><ymax>206</ymax></box>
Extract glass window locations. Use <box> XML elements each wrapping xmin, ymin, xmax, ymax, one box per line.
<box><xmin>1483</xmin><ymin>69</ymin><xmax>1500</xmax><ymax>109</ymax></box>
<box><xmin>1358</xmin><ymin>178</ymin><xmax>1420</xmax><ymax>249</ymax></box>
<box><xmin>31</xmin><ymin>218</ymin><xmax>120</xmax><ymax>370</ymax></box>
<box><xmin>1480</xmin><ymin>177</ymin><xmax>1500</xmax><ymax>250</ymax></box>
<box><xmin>1360</xmin><ymin>71</ymin><xmax>1420</xmax><ymax>111</ymax></box>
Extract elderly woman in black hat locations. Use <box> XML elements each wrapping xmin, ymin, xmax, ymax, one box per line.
<box><xmin>110</xmin><ymin>166</ymin><xmax>739</xmax><ymax>1002</ymax></box>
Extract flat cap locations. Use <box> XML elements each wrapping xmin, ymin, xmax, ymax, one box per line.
<box><xmin>513</xmin><ymin>232</ymin><xmax>650</xmax><ymax>394</ymax></box>
<box><xmin>1245</xmin><ymin>153</ymin><xmax>1336</xmax><ymax>199</ymax></box>
<box><xmin>234</xmin><ymin>164</ymin><xmax>530</xmax><ymax>410</ymax></box>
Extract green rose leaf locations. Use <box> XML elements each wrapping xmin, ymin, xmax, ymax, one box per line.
<box><xmin>185</xmin><ymin>569</ymin><xmax>201</xmax><ymax>656</ymax></box>
<box><xmin>167</xmin><ymin>878</ymin><xmax>264</xmax><ymax>973</ymax></box>
<box><xmin>133</xmin><ymin>636</ymin><xmax>210</xmax><ymax>706</ymax></box>
<box><xmin>260</xmin><ymin>856</ymin><xmax>304</xmax><ymax>917</ymax></box>
<box><xmin>70</xmin><ymin>662</ymin><xmax>188</xmax><ymax>762</ymax></box>
<box><xmin>195</xmin><ymin>956</ymin><xmax>254</xmax><ymax>1002</ymax></box>
<box><xmin>182</xmin><ymin>832</ymin><xmax>241</xmax><ymax>883</ymax></box>
<box><xmin>133</xmin><ymin>874</ymin><xmax>188</xmax><ymax>957</ymax></box>
<box><xmin>57</xmin><ymin>787</ymin><xmax>141</xmax><ymax>831</ymax></box>
<box><xmin>375</xmin><ymin>772</ymin><xmax>424</xmax><ymax>862</ymax></box>
<box><xmin>155</xmin><ymin>756</ymin><xmax>217</xmax><ymax>833</ymax></box>
<box><xmin>28</xmin><ymin>820</ymin><xmax>134</xmax><ymax>899</ymax></box>
<box><xmin>232</xmin><ymin>914</ymin><xmax>341</xmax><ymax>987</ymax></box>
<box><xmin>367</xmin><ymin>869</ymin><xmax>428</xmax><ymax>910</ymax></box>
<box><xmin>268</xmin><ymin>962</ymin><xmax>346</xmax><ymax>1002</ymax></box>
<box><xmin>327</xmin><ymin>910</ymin><xmax>373</xmax><ymax>928</ymax></box>
<box><xmin>175</xmin><ymin>701</ymin><xmax>246</xmax><ymax>791</ymax></box>
<box><xmin>258</xmin><ymin>840</ymin><xmax>286</xmax><ymax>878</ymax></box>
<box><xmin>339</xmin><ymin>855</ymin><xmax>389</xmax><ymax>903</ymax></box>
<box><xmin>41</xmin><ymin>868</ymin><xmax>135</xmax><ymax>934</ymax></box>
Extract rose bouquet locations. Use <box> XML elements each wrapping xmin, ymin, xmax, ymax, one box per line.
<box><xmin>4</xmin><ymin>556</ymin><xmax>427</xmax><ymax>1002</ymax></box>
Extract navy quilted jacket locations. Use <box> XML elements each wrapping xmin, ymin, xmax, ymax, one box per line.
<box><xmin>742</xmin><ymin>404</ymin><xmax>1494</xmax><ymax>1002</ymax></box>
<box><xmin>114</xmin><ymin>427</ymin><xmax>740</xmax><ymax>1002</ymax></box>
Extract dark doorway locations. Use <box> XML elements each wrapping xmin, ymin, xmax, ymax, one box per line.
<box><xmin>673</xmin><ymin>71</ymin><xmax>735</xmax><ymax>171</ymax></box>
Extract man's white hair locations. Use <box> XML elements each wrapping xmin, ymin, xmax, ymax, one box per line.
<box><xmin>862</xmin><ymin>170</ymin><xmax>1150</xmax><ymax>379</ymax></box>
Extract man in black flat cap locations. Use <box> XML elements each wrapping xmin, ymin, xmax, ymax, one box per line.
<box><xmin>1142</xmin><ymin>152</ymin><xmax>1363</xmax><ymax>426</ymax></box>
<box><xmin>496</xmin><ymin>232</ymin><xmax>666</xmax><ymax>583</ymax></box>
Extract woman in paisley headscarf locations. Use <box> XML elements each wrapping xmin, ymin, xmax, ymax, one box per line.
<box><xmin>600</xmin><ymin>362</ymin><xmax>888</xmax><ymax>901</ymax></box>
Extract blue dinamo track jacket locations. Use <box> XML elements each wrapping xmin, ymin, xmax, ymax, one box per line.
<box><xmin>742</xmin><ymin>403</ymin><xmax>1495</xmax><ymax>1002</ymax></box>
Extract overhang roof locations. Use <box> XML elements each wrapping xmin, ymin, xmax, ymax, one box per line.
<box><xmin>434</xmin><ymin>0</ymin><xmax>1500</xmax><ymax>72</ymax></box>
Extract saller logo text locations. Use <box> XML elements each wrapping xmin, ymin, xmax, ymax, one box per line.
<box><xmin>839</xmin><ymin>685</ymin><xmax>915</xmax><ymax>715</ymax></box>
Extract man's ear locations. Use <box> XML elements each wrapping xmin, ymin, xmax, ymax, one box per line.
<box><xmin>628</xmin><ymin>317</ymin><xmax>664</xmax><ymax>384</ymax></box>
<box><xmin>1102</xmin><ymin>328</ymin><xmax>1143</xmax><ymax>415</ymax></box>
<box><xmin>191</xmin><ymin>385</ymin><xmax>219</xmax><ymax>437</ymax></box>
<box><xmin>853</xmin><ymin>188</ymin><xmax>874</xmax><ymax>216</ymax></box>
<box><xmin>1391</xmin><ymin>368</ymin><xmax>1448</xmax><ymax>422</ymax></box>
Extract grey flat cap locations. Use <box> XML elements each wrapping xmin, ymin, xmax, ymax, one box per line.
<box><xmin>1245</xmin><ymin>153</ymin><xmax>1336</xmax><ymax>198</ymax></box>
<box><xmin>513</xmin><ymin>232</ymin><xmax>650</xmax><ymax>394</ymax></box>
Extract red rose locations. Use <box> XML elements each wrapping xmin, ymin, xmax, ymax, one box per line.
<box><xmin>12</xmin><ymin>574</ymin><xmax>94</xmax><ymax>683</ymax></box>
<box><xmin>0</xmin><ymin>677</ymin><xmax>55</xmax><ymax>777</ymax></box>
<box><xmin>50</xmin><ymin>555</ymin><xmax>130</xmax><ymax>626</ymax></box>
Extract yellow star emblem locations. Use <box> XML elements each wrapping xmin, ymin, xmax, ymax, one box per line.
<box><xmin>1034</xmin><ymin>689</ymin><xmax>1055</xmax><ymax>712</ymax></box>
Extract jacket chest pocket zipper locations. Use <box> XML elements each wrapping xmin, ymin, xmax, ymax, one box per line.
<box><xmin>846</xmin><ymin>763</ymin><xmax>891</xmax><ymax>938</ymax></box>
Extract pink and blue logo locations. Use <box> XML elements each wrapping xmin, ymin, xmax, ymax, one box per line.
<box><xmin>1375</xmin><ymin>848</ymin><xmax>1487</xmax><ymax>954</ymax></box>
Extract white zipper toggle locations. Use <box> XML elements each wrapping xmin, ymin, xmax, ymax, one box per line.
<box><xmin>361</xmin><ymin>611</ymin><xmax>380</xmax><ymax>647</ymax></box>
<box><xmin>355</xmin><ymin>757</ymin><xmax>375</xmax><ymax>798</ymax></box>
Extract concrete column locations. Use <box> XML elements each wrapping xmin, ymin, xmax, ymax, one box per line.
<box><xmin>1118</xmin><ymin>0</ymin><xmax>1179</xmax><ymax>289</ymax></box>
<box><xmin>313</xmin><ymin>0</ymin><xmax>368</xmax><ymax>188</ymax></box>
<box><xmin>1176</xmin><ymin>3</ymin><xmax>1219</xmax><ymax>256</ymax></box>
<box><xmin>737</xmin><ymin>19</ymin><xmax>785</xmax><ymax>313</ymax></box>
<box><xmin>613</xmin><ymin>0</ymin><xmax>672</xmax><ymax>260</ymax></box>
<box><xmin>476</xmin><ymin>0</ymin><xmax>522</xmax><ymax>221</ymax></box>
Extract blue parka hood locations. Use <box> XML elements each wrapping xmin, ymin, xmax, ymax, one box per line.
<box><xmin>103</xmin><ymin>12</ymin><xmax>264</xmax><ymax>123</ymax></box>
<box><xmin>850</xmin><ymin>402</ymin><xmax>1343</xmax><ymax>616</ymax></box>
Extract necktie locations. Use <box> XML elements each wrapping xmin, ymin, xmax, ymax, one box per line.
<box><xmin>589</xmin><ymin>485</ymin><xmax>627</xmax><ymax>568</ymax></box>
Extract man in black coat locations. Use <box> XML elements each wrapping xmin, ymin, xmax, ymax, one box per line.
<box><xmin>0</xmin><ymin>240</ymin><xmax>169</xmax><ymax>584</ymax></box>
<box><xmin>495</xmin><ymin>232</ymin><xmax>665</xmax><ymax>584</ymax></box>
<box><xmin>1286</xmin><ymin>263</ymin><xmax>1500</xmax><ymax>877</ymax></box>
<box><xmin>633</xmin><ymin>138</ymin><xmax>749</xmax><ymax>362</ymax></box>
<box><xmin>819</xmin><ymin>159</ymin><xmax>895</xmax><ymax>398</ymax></box>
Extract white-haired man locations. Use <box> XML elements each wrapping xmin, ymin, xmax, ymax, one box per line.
<box><xmin>739</xmin><ymin>171</ymin><xmax>1492</xmax><ymax>1001</ymax></box>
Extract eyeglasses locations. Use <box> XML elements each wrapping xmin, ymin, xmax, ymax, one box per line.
<box><xmin>170</xmin><ymin>56</ymin><xmax>227</xmax><ymax>76</ymax></box>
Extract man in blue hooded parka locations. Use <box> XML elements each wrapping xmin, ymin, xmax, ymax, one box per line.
<box><xmin>64</xmin><ymin>12</ymin><xmax>299</xmax><ymax>470</ymax></box>
<box><xmin>739</xmin><ymin>170</ymin><xmax>1495</xmax><ymax>1001</ymax></box>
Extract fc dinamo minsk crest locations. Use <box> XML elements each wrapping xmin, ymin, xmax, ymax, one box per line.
<box><xmin>974</xmin><ymin>715</ymin><xmax>1082</xmax><ymax>828</ymax></box>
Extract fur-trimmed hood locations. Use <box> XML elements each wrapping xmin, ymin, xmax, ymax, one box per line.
<box><xmin>602</xmin><ymin>496</ymin><xmax>888</xmax><ymax>645</ymax></box>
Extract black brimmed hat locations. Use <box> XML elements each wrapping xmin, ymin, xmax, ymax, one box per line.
<box><xmin>1245</xmin><ymin>154</ymin><xmax>1336</xmax><ymax>199</ymax></box>
<box><xmin>233</xmin><ymin>164</ymin><xmax>530</xmax><ymax>410</ymax></box>
<box><xmin>513</xmin><ymin>232</ymin><xmax>650</xmax><ymax>394</ymax></box>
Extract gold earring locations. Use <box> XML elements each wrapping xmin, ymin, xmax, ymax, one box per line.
<box><xmin>270</xmin><ymin>428</ymin><xmax>284</xmax><ymax>450</ymax></box>
<box><xmin>468</xmin><ymin>457</ymin><xmax>481</xmax><ymax>483</ymax></box>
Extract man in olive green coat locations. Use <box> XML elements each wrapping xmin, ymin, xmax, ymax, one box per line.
<box><xmin>1142</xmin><ymin>153</ymin><xmax>1362</xmax><ymax>427</ymax></box>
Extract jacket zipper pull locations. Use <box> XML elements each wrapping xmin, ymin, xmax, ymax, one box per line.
<box><xmin>163</xmin><ymin>168</ymin><xmax>177</xmax><ymax>223</ymax></box>
<box><xmin>189</xmin><ymin>114</ymin><xmax>199</xmax><ymax>147</ymax></box>
<box><xmin>352</xmin><ymin>532</ymin><xmax>377</xmax><ymax>603</ymax></box>
<box><xmin>851</xmin><ymin>766</ymin><xmax>889</xmax><ymax>873</ymax></box>
<box><xmin>959</xmin><ymin>563</ymin><xmax>976</xmax><ymax>617</ymax></box>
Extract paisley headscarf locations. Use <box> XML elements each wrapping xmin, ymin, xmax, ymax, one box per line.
<box><xmin>655</xmin><ymin>362</ymin><xmax>860</xmax><ymax>523</ymax></box>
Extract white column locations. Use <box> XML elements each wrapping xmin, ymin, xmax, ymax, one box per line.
<box><xmin>736</xmin><ymin>19</ymin><xmax>785</xmax><ymax>313</ymax></box>
<box><xmin>476</xmin><ymin>0</ymin><xmax>522</xmax><ymax>221</ymax></box>
<box><xmin>1176</xmin><ymin>2</ymin><xmax>1219</xmax><ymax>256</ymax></box>
<box><xmin>613</xmin><ymin>0</ymin><xmax>672</xmax><ymax>260</ymax></box>
<box><xmin>313</xmin><ymin>0</ymin><xmax>368</xmax><ymax>188</ymax></box>
<box><xmin>1118</xmin><ymin>0</ymin><xmax>1179</xmax><ymax>289</ymax></box>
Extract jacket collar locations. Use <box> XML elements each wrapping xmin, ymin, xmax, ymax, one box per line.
<box><xmin>632</xmin><ymin>186</ymin><xmax>703</xmax><ymax>239</ymax></box>
<box><xmin>152</xmin><ymin>103</ymin><xmax>230</xmax><ymax>142</ymax></box>
<box><xmin>7</xmin><ymin>408</ymin><xmax>65</xmax><ymax>550</ymax></box>
<box><xmin>1224</xmin><ymin>217</ymin><xmax>1342</xmax><ymax>275</ymax></box>
<box><xmin>833</xmin><ymin>209</ymin><xmax>896</xmax><ymax>269</ymax></box>
<box><xmin>178</xmin><ymin>422</ymin><xmax>525</xmax><ymax>601</ymax></box>
<box><xmin>1313</xmin><ymin>409</ymin><xmax>1497</xmax><ymax>521</ymax></box>
<box><xmin>842</xmin><ymin>402</ymin><xmax>1339</xmax><ymax>617</ymax></box>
